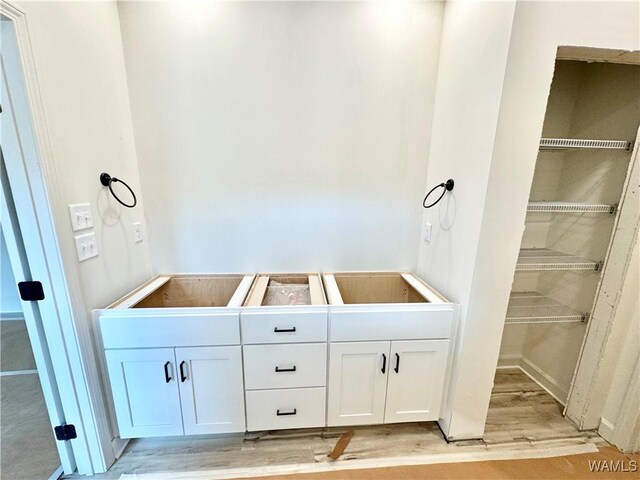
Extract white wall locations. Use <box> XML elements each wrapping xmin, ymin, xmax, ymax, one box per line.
<box><xmin>415</xmin><ymin>0</ymin><xmax>516</xmax><ymax>440</ymax></box>
<box><xmin>418</xmin><ymin>0</ymin><xmax>639</xmax><ymax>439</ymax></box>
<box><xmin>0</xmin><ymin>225</ymin><xmax>22</xmax><ymax>315</ymax></box>
<box><xmin>118</xmin><ymin>0</ymin><xmax>444</xmax><ymax>273</ymax></box>
<box><xmin>16</xmin><ymin>1</ymin><xmax>153</xmax><ymax>310</ymax></box>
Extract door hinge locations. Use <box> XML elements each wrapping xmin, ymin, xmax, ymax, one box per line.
<box><xmin>17</xmin><ymin>281</ymin><xmax>45</xmax><ymax>301</ymax></box>
<box><xmin>54</xmin><ymin>424</ymin><xmax>77</xmax><ymax>441</ymax></box>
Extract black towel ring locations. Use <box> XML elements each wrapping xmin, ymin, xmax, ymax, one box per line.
<box><xmin>422</xmin><ymin>179</ymin><xmax>454</xmax><ymax>209</ymax></box>
<box><xmin>100</xmin><ymin>173</ymin><xmax>137</xmax><ymax>208</ymax></box>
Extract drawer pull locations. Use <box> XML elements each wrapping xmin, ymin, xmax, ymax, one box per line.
<box><xmin>163</xmin><ymin>361</ymin><xmax>172</xmax><ymax>383</ymax></box>
<box><xmin>275</xmin><ymin>366</ymin><xmax>297</xmax><ymax>373</ymax></box>
<box><xmin>276</xmin><ymin>408</ymin><xmax>297</xmax><ymax>416</ymax></box>
<box><xmin>180</xmin><ymin>361</ymin><xmax>187</xmax><ymax>382</ymax></box>
<box><xmin>394</xmin><ymin>353</ymin><xmax>400</xmax><ymax>373</ymax></box>
<box><xmin>381</xmin><ymin>353</ymin><xmax>387</xmax><ymax>374</ymax></box>
<box><xmin>274</xmin><ymin>326</ymin><xmax>296</xmax><ymax>333</ymax></box>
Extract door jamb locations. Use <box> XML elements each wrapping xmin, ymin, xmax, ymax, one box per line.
<box><xmin>565</xmin><ymin>126</ymin><xmax>640</xmax><ymax>435</ymax></box>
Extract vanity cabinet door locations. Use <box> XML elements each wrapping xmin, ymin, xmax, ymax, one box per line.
<box><xmin>105</xmin><ymin>348</ymin><xmax>183</xmax><ymax>438</ymax></box>
<box><xmin>384</xmin><ymin>340</ymin><xmax>449</xmax><ymax>423</ymax></box>
<box><xmin>327</xmin><ymin>341</ymin><xmax>390</xmax><ymax>426</ymax></box>
<box><xmin>176</xmin><ymin>346</ymin><xmax>246</xmax><ymax>435</ymax></box>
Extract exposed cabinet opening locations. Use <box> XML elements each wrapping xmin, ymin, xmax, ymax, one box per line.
<box><xmin>497</xmin><ymin>57</ymin><xmax>639</xmax><ymax>405</ymax></box>
<box><xmin>330</xmin><ymin>272</ymin><xmax>433</xmax><ymax>304</ymax></box>
<box><xmin>243</xmin><ymin>273</ymin><xmax>326</xmax><ymax>306</ymax></box>
<box><xmin>130</xmin><ymin>275</ymin><xmax>245</xmax><ymax>308</ymax></box>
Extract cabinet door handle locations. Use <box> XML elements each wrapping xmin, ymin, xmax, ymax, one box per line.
<box><xmin>180</xmin><ymin>361</ymin><xmax>187</xmax><ymax>382</ymax></box>
<box><xmin>381</xmin><ymin>353</ymin><xmax>387</xmax><ymax>374</ymax></box>
<box><xmin>394</xmin><ymin>353</ymin><xmax>400</xmax><ymax>373</ymax></box>
<box><xmin>164</xmin><ymin>361</ymin><xmax>172</xmax><ymax>383</ymax></box>
<box><xmin>275</xmin><ymin>366</ymin><xmax>297</xmax><ymax>373</ymax></box>
<box><xmin>274</xmin><ymin>326</ymin><xmax>296</xmax><ymax>333</ymax></box>
<box><xmin>276</xmin><ymin>408</ymin><xmax>297</xmax><ymax>416</ymax></box>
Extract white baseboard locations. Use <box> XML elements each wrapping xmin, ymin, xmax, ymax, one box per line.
<box><xmin>519</xmin><ymin>357</ymin><xmax>568</xmax><ymax>406</ymax></box>
<box><xmin>48</xmin><ymin>465</ymin><xmax>63</xmax><ymax>480</ymax></box>
<box><xmin>496</xmin><ymin>354</ymin><xmax>522</xmax><ymax>369</ymax></box>
<box><xmin>0</xmin><ymin>311</ymin><xmax>23</xmax><ymax>321</ymax></box>
<box><xmin>112</xmin><ymin>437</ymin><xmax>130</xmax><ymax>459</ymax></box>
<box><xmin>598</xmin><ymin>417</ymin><xmax>615</xmax><ymax>442</ymax></box>
<box><xmin>495</xmin><ymin>355</ymin><xmax>568</xmax><ymax>406</ymax></box>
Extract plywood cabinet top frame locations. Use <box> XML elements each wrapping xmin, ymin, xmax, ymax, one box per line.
<box><xmin>104</xmin><ymin>273</ymin><xmax>256</xmax><ymax>312</ymax></box>
<box><xmin>323</xmin><ymin>271</ymin><xmax>450</xmax><ymax>308</ymax></box>
<box><xmin>241</xmin><ymin>272</ymin><xmax>328</xmax><ymax>313</ymax></box>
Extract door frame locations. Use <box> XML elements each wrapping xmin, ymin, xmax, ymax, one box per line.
<box><xmin>0</xmin><ymin>159</ymin><xmax>69</xmax><ymax>476</ymax></box>
<box><xmin>1</xmin><ymin>1</ymin><xmax>109</xmax><ymax>474</ymax></box>
<box><xmin>565</xmin><ymin>126</ymin><xmax>640</xmax><ymax>432</ymax></box>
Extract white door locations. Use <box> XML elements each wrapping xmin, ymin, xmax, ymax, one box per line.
<box><xmin>327</xmin><ymin>341</ymin><xmax>390</xmax><ymax>426</ymax></box>
<box><xmin>0</xmin><ymin>159</ymin><xmax>67</xmax><ymax>477</ymax></box>
<box><xmin>176</xmin><ymin>346</ymin><xmax>246</xmax><ymax>435</ymax></box>
<box><xmin>384</xmin><ymin>340</ymin><xmax>449</xmax><ymax>423</ymax></box>
<box><xmin>105</xmin><ymin>348</ymin><xmax>183</xmax><ymax>438</ymax></box>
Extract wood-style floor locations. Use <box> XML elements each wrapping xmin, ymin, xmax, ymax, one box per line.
<box><xmin>73</xmin><ymin>369</ymin><xmax>607</xmax><ymax>479</ymax></box>
<box><xmin>1</xmin><ymin>319</ymin><xmax>61</xmax><ymax>480</ymax></box>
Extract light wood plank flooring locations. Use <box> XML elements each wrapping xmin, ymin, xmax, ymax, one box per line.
<box><xmin>67</xmin><ymin>369</ymin><xmax>605</xmax><ymax>479</ymax></box>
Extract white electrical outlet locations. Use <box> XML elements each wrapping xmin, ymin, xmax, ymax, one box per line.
<box><xmin>132</xmin><ymin>222</ymin><xmax>144</xmax><ymax>243</ymax></box>
<box><xmin>74</xmin><ymin>232</ymin><xmax>98</xmax><ymax>262</ymax></box>
<box><xmin>68</xmin><ymin>203</ymin><xmax>93</xmax><ymax>231</ymax></box>
<box><xmin>424</xmin><ymin>222</ymin><xmax>432</xmax><ymax>242</ymax></box>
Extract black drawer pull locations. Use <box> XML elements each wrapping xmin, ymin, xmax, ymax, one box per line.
<box><xmin>381</xmin><ymin>353</ymin><xmax>387</xmax><ymax>374</ymax></box>
<box><xmin>276</xmin><ymin>408</ymin><xmax>297</xmax><ymax>416</ymax></box>
<box><xmin>274</xmin><ymin>326</ymin><xmax>296</xmax><ymax>333</ymax></box>
<box><xmin>394</xmin><ymin>353</ymin><xmax>400</xmax><ymax>373</ymax></box>
<box><xmin>164</xmin><ymin>361</ymin><xmax>172</xmax><ymax>383</ymax></box>
<box><xmin>275</xmin><ymin>366</ymin><xmax>297</xmax><ymax>373</ymax></box>
<box><xmin>180</xmin><ymin>361</ymin><xmax>187</xmax><ymax>382</ymax></box>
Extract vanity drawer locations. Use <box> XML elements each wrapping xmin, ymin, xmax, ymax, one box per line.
<box><xmin>243</xmin><ymin>343</ymin><xmax>327</xmax><ymax>390</ymax></box>
<box><xmin>245</xmin><ymin>387</ymin><xmax>326</xmax><ymax>431</ymax></box>
<box><xmin>241</xmin><ymin>311</ymin><xmax>327</xmax><ymax>344</ymax></box>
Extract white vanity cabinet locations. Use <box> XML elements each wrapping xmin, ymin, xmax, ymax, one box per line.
<box><xmin>323</xmin><ymin>272</ymin><xmax>455</xmax><ymax>427</ymax></box>
<box><xmin>97</xmin><ymin>272</ymin><xmax>455</xmax><ymax>439</ymax></box>
<box><xmin>97</xmin><ymin>274</ymin><xmax>254</xmax><ymax>439</ymax></box>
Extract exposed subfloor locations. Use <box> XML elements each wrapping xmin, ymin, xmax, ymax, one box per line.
<box><xmin>1</xmin><ymin>320</ymin><xmax>60</xmax><ymax>480</ymax></box>
<box><xmin>72</xmin><ymin>369</ymin><xmax>605</xmax><ymax>479</ymax></box>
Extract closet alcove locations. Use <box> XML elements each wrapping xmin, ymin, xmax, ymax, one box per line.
<box><xmin>497</xmin><ymin>58</ymin><xmax>639</xmax><ymax>404</ymax></box>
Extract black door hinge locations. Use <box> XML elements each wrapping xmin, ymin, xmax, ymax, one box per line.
<box><xmin>54</xmin><ymin>424</ymin><xmax>77</xmax><ymax>441</ymax></box>
<box><xmin>17</xmin><ymin>281</ymin><xmax>45</xmax><ymax>301</ymax></box>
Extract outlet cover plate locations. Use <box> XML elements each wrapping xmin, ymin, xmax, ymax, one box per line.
<box><xmin>132</xmin><ymin>222</ymin><xmax>143</xmax><ymax>243</ymax></box>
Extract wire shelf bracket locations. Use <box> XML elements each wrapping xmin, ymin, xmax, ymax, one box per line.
<box><xmin>505</xmin><ymin>292</ymin><xmax>588</xmax><ymax>325</ymax></box>
<box><xmin>539</xmin><ymin>138</ymin><xmax>632</xmax><ymax>150</ymax></box>
<box><xmin>515</xmin><ymin>248</ymin><xmax>601</xmax><ymax>271</ymax></box>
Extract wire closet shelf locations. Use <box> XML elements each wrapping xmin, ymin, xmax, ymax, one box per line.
<box><xmin>515</xmin><ymin>248</ymin><xmax>600</xmax><ymax>271</ymax></box>
<box><xmin>539</xmin><ymin>138</ymin><xmax>632</xmax><ymax>150</ymax></box>
<box><xmin>506</xmin><ymin>292</ymin><xmax>587</xmax><ymax>325</ymax></box>
<box><xmin>527</xmin><ymin>202</ymin><xmax>616</xmax><ymax>214</ymax></box>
